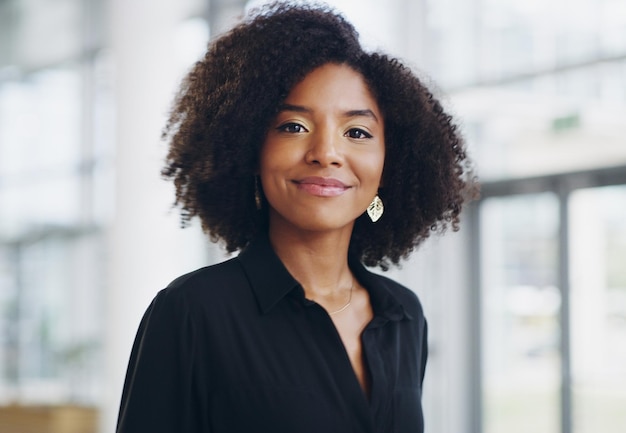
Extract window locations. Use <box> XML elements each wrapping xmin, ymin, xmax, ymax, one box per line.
<box><xmin>0</xmin><ymin>0</ymin><xmax>111</xmax><ymax>405</ymax></box>
<box><xmin>433</xmin><ymin>0</ymin><xmax>626</xmax><ymax>431</ymax></box>
<box><xmin>570</xmin><ymin>186</ymin><xmax>626</xmax><ymax>433</ymax></box>
<box><xmin>475</xmin><ymin>170</ymin><xmax>626</xmax><ymax>433</ymax></box>
<box><xmin>480</xmin><ymin>193</ymin><xmax>561</xmax><ymax>433</ymax></box>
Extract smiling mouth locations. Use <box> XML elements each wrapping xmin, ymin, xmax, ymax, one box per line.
<box><xmin>293</xmin><ymin>177</ymin><xmax>351</xmax><ymax>197</ymax></box>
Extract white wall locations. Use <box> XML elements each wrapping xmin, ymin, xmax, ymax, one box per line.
<box><xmin>102</xmin><ymin>0</ymin><xmax>212</xmax><ymax>431</ymax></box>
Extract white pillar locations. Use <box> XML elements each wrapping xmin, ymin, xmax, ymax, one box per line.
<box><xmin>102</xmin><ymin>0</ymin><xmax>210</xmax><ymax>431</ymax></box>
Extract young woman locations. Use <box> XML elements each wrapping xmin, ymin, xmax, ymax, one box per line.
<box><xmin>116</xmin><ymin>3</ymin><xmax>476</xmax><ymax>433</ymax></box>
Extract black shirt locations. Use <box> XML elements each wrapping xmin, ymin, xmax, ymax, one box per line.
<box><xmin>117</xmin><ymin>236</ymin><xmax>428</xmax><ymax>433</ymax></box>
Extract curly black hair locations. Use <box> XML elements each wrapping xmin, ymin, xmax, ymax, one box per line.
<box><xmin>162</xmin><ymin>2</ymin><xmax>478</xmax><ymax>270</ymax></box>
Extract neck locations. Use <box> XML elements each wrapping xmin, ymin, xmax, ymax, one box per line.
<box><xmin>268</xmin><ymin>225</ymin><xmax>353</xmax><ymax>297</ymax></box>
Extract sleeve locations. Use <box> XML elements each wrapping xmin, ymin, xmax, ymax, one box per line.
<box><xmin>116</xmin><ymin>288</ymin><xmax>209</xmax><ymax>433</ymax></box>
<box><xmin>419</xmin><ymin>319</ymin><xmax>428</xmax><ymax>388</ymax></box>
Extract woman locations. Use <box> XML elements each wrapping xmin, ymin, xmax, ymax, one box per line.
<box><xmin>117</xmin><ymin>3</ymin><xmax>475</xmax><ymax>433</ymax></box>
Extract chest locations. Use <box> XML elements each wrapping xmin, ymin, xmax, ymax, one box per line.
<box><xmin>201</xmin><ymin>302</ymin><xmax>426</xmax><ymax>433</ymax></box>
<box><xmin>330</xmin><ymin>307</ymin><xmax>374</xmax><ymax>395</ymax></box>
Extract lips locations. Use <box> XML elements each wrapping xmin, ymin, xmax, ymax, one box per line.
<box><xmin>293</xmin><ymin>176</ymin><xmax>351</xmax><ymax>197</ymax></box>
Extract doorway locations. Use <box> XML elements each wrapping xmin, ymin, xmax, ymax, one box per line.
<box><xmin>474</xmin><ymin>166</ymin><xmax>626</xmax><ymax>433</ymax></box>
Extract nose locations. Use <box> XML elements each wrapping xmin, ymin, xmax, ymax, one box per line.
<box><xmin>305</xmin><ymin>128</ymin><xmax>344</xmax><ymax>167</ymax></box>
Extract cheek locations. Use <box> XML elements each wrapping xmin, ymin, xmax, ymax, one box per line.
<box><xmin>258</xmin><ymin>142</ymin><xmax>281</xmax><ymax>181</ymax></box>
<box><xmin>258</xmin><ymin>144</ymin><xmax>293</xmax><ymax>198</ymax></box>
<box><xmin>259</xmin><ymin>140</ymin><xmax>300</xmax><ymax>175</ymax></box>
<box><xmin>367</xmin><ymin>149</ymin><xmax>385</xmax><ymax>187</ymax></box>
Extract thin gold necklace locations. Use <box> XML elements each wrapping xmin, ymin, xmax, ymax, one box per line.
<box><xmin>328</xmin><ymin>279</ymin><xmax>354</xmax><ymax>315</ymax></box>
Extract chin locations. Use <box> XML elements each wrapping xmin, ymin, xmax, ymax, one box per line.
<box><xmin>272</xmin><ymin>211</ymin><xmax>355</xmax><ymax>234</ymax></box>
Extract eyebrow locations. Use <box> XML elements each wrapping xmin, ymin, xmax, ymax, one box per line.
<box><xmin>345</xmin><ymin>109</ymin><xmax>379</xmax><ymax>122</ymax></box>
<box><xmin>278</xmin><ymin>104</ymin><xmax>379</xmax><ymax>122</ymax></box>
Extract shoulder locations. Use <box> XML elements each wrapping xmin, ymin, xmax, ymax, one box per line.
<box><xmin>152</xmin><ymin>257</ymin><xmax>250</xmax><ymax>311</ymax></box>
<box><xmin>368</xmin><ymin>271</ymin><xmax>426</xmax><ymax>321</ymax></box>
<box><xmin>166</xmin><ymin>256</ymin><xmax>245</xmax><ymax>291</ymax></box>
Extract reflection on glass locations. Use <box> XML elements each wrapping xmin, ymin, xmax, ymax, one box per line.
<box><xmin>481</xmin><ymin>193</ymin><xmax>560</xmax><ymax>433</ymax></box>
<box><xmin>0</xmin><ymin>67</ymin><xmax>83</xmax><ymax>236</ymax></box>
<box><xmin>0</xmin><ymin>8</ymin><xmax>109</xmax><ymax>407</ymax></box>
<box><xmin>570</xmin><ymin>185</ymin><xmax>626</xmax><ymax>433</ymax></box>
<box><xmin>0</xmin><ymin>233</ymin><xmax>103</xmax><ymax>404</ymax></box>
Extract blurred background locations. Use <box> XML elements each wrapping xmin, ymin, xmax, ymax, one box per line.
<box><xmin>0</xmin><ymin>0</ymin><xmax>625</xmax><ymax>432</ymax></box>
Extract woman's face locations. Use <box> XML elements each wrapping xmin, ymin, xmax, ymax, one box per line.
<box><xmin>260</xmin><ymin>63</ymin><xmax>385</xmax><ymax>236</ymax></box>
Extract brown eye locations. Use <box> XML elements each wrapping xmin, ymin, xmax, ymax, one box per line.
<box><xmin>277</xmin><ymin>123</ymin><xmax>308</xmax><ymax>133</ymax></box>
<box><xmin>345</xmin><ymin>128</ymin><xmax>372</xmax><ymax>139</ymax></box>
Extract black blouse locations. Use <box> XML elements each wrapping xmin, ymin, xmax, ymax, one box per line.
<box><xmin>117</xmin><ymin>236</ymin><xmax>428</xmax><ymax>433</ymax></box>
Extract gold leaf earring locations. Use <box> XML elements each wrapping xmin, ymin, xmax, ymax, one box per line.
<box><xmin>367</xmin><ymin>195</ymin><xmax>384</xmax><ymax>222</ymax></box>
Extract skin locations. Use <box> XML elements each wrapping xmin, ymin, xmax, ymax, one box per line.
<box><xmin>259</xmin><ymin>63</ymin><xmax>385</xmax><ymax>395</ymax></box>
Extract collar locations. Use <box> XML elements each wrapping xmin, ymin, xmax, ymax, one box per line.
<box><xmin>237</xmin><ymin>235</ymin><xmax>412</xmax><ymax>322</ymax></box>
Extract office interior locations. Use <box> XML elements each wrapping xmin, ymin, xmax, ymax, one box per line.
<box><xmin>0</xmin><ymin>0</ymin><xmax>625</xmax><ymax>432</ymax></box>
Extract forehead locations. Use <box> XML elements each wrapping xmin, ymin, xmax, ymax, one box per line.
<box><xmin>283</xmin><ymin>63</ymin><xmax>380</xmax><ymax>112</ymax></box>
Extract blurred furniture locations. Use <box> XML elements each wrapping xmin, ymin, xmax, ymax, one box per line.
<box><xmin>0</xmin><ymin>405</ymin><xmax>98</xmax><ymax>433</ymax></box>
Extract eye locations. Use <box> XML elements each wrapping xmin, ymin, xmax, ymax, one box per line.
<box><xmin>276</xmin><ymin>122</ymin><xmax>308</xmax><ymax>133</ymax></box>
<box><xmin>345</xmin><ymin>128</ymin><xmax>372</xmax><ymax>139</ymax></box>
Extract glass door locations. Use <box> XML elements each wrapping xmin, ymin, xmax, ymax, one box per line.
<box><xmin>478</xmin><ymin>182</ymin><xmax>626</xmax><ymax>433</ymax></box>
<box><xmin>569</xmin><ymin>185</ymin><xmax>626</xmax><ymax>433</ymax></box>
<box><xmin>480</xmin><ymin>192</ymin><xmax>562</xmax><ymax>433</ymax></box>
